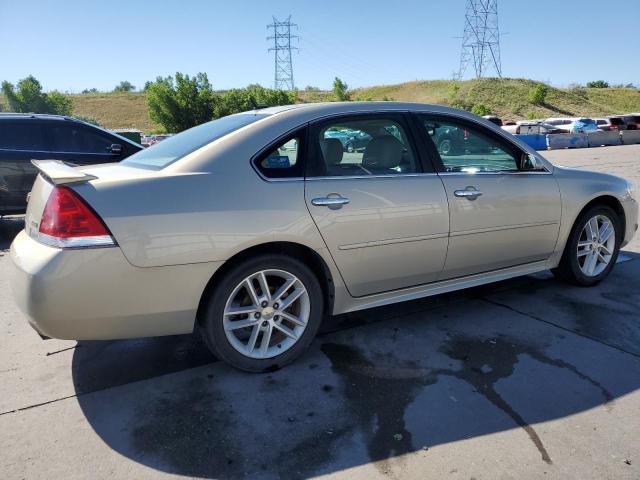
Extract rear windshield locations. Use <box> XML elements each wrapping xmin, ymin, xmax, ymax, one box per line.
<box><xmin>610</xmin><ymin>118</ymin><xmax>624</xmax><ymax>125</ymax></box>
<box><xmin>123</xmin><ymin>113</ymin><xmax>269</xmax><ymax>169</ymax></box>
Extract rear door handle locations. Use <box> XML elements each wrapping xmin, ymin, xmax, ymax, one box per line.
<box><xmin>311</xmin><ymin>196</ymin><xmax>351</xmax><ymax>207</ymax></box>
<box><xmin>454</xmin><ymin>189</ymin><xmax>483</xmax><ymax>199</ymax></box>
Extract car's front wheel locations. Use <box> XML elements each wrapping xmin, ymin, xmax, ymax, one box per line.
<box><xmin>200</xmin><ymin>254</ymin><xmax>324</xmax><ymax>372</ymax></box>
<box><xmin>553</xmin><ymin>205</ymin><xmax>621</xmax><ymax>286</ymax></box>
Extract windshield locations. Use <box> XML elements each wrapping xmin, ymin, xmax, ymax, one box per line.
<box><xmin>123</xmin><ymin>113</ymin><xmax>269</xmax><ymax>169</ymax></box>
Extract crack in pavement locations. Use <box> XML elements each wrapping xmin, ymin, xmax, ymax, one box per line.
<box><xmin>480</xmin><ymin>297</ymin><xmax>640</xmax><ymax>360</ymax></box>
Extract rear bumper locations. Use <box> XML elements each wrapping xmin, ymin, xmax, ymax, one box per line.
<box><xmin>10</xmin><ymin>230</ymin><xmax>222</xmax><ymax>340</ymax></box>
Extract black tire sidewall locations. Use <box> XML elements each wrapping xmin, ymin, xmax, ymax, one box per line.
<box><xmin>201</xmin><ymin>254</ymin><xmax>324</xmax><ymax>372</ymax></box>
<box><xmin>561</xmin><ymin>205</ymin><xmax>621</xmax><ymax>286</ymax></box>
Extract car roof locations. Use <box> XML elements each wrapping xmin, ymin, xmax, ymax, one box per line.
<box><xmin>0</xmin><ymin>112</ymin><xmax>74</xmax><ymax>121</ymax></box>
<box><xmin>244</xmin><ymin>101</ymin><xmax>493</xmax><ymax>123</ymax></box>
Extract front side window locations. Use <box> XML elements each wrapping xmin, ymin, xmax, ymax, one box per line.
<box><xmin>255</xmin><ymin>134</ymin><xmax>303</xmax><ymax>179</ymax></box>
<box><xmin>310</xmin><ymin>116</ymin><xmax>418</xmax><ymax>177</ymax></box>
<box><xmin>419</xmin><ymin>116</ymin><xmax>519</xmax><ymax>173</ymax></box>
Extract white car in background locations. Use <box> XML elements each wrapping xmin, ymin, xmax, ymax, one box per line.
<box><xmin>501</xmin><ymin>121</ymin><xmax>566</xmax><ymax>135</ymax></box>
<box><xmin>545</xmin><ymin>118</ymin><xmax>599</xmax><ymax>133</ymax></box>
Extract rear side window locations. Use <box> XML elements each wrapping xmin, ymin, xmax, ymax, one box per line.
<box><xmin>0</xmin><ymin>121</ymin><xmax>46</xmax><ymax>151</ymax></box>
<box><xmin>48</xmin><ymin>123</ymin><xmax>113</xmax><ymax>153</ymax></box>
<box><xmin>308</xmin><ymin>115</ymin><xmax>419</xmax><ymax>177</ymax></box>
<box><xmin>610</xmin><ymin>118</ymin><xmax>624</xmax><ymax>126</ymax></box>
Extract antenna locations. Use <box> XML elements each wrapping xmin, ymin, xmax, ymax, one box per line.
<box><xmin>456</xmin><ymin>0</ymin><xmax>502</xmax><ymax>80</ymax></box>
<box><xmin>267</xmin><ymin>15</ymin><xmax>299</xmax><ymax>90</ymax></box>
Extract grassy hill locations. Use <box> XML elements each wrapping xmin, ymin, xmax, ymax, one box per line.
<box><xmin>2</xmin><ymin>78</ymin><xmax>639</xmax><ymax>132</ymax></box>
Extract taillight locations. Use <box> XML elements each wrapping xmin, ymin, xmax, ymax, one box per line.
<box><xmin>37</xmin><ymin>186</ymin><xmax>115</xmax><ymax>248</ymax></box>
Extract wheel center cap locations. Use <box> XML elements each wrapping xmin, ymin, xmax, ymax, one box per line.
<box><xmin>262</xmin><ymin>307</ymin><xmax>275</xmax><ymax>319</ymax></box>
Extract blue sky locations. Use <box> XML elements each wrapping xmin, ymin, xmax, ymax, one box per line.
<box><xmin>1</xmin><ymin>0</ymin><xmax>638</xmax><ymax>92</ymax></box>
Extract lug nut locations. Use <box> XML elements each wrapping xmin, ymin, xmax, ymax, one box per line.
<box><xmin>261</xmin><ymin>301</ymin><xmax>268</xmax><ymax>308</ymax></box>
<box><xmin>262</xmin><ymin>321</ymin><xmax>268</xmax><ymax>327</ymax></box>
<box><xmin>254</xmin><ymin>312</ymin><xmax>261</xmax><ymax>319</ymax></box>
<box><xmin>274</xmin><ymin>315</ymin><xmax>279</xmax><ymax>321</ymax></box>
<box><xmin>273</xmin><ymin>303</ymin><xmax>279</xmax><ymax>309</ymax></box>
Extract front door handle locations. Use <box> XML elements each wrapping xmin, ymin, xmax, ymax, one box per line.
<box><xmin>454</xmin><ymin>189</ymin><xmax>483</xmax><ymax>200</ymax></box>
<box><xmin>311</xmin><ymin>196</ymin><xmax>351</xmax><ymax>208</ymax></box>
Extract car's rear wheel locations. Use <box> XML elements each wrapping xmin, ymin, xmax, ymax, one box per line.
<box><xmin>200</xmin><ymin>254</ymin><xmax>324</xmax><ymax>372</ymax></box>
<box><xmin>553</xmin><ymin>205</ymin><xmax>621</xmax><ymax>286</ymax></box>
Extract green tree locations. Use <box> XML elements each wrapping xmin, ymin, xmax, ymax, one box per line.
<box><xmin>471</xmin><ymin>103</ymin><xmax>492</xmax><ymax>116</ymax></box>
<box><xmin>114</xmin><ymin>81</ymin><xmax>136</xmax><ymax>92</ymax></box>
<box><xmin>146</xmin><ymin>72</ymin><xmax>216</xmax><ymax>132</ymax></box>
<box><xmin>332</xmin><ymin>77</ymin><xmax>350</xmax><ymax>101</ymax></box>
<box><xmin>528</xmin><ymin>83</ymin><xmax>549</xmax><ymax>106</ymax></box>
<box><xmin>586</xmin><ymin>80</ymin><xmax>609</xmax><ymax>89</ymax></box>
<box><xmin>1</xmin><ymin>75</ymin><xmax>72</xmax><ymax>115</ymax></box>
<box><xmin>81</xmin><ymin>88</ymin><xmax>99</xmax><ymax>94</ymax></box>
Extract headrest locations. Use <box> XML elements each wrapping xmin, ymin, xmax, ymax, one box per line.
<box><xmin>320</xmin><ymin>138</ymin><xmax>344</xmax><ymax>166</ymax></box>
<box><xmin>362</xmin><ymin>136</ymin><xmax>403</xmax><ymax>169</ymax></box>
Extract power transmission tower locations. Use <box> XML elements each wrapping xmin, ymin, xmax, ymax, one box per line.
<box><xmin>267</xmin><ymin>15</ymin><xmax>298</xmax><ymax>90</ymax></box>
<box><xmin>456</xmin><ymin>0</ymin><xmax>502</xmax><ymax>80</ymax></box>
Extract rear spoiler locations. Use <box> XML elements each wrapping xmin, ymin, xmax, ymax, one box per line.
<box><xmin>31</xmin><ymin>160</ymin><xmax>97</xmax><ymax>186</ymax></box>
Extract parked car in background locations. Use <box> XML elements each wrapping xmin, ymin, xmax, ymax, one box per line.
<box><xmin>595</xmin><ymin>117</ymin><xmax>627</xmax><ymax>131</ymax></box>
<box><xmin>11</xmin><ymin>102</ymin><xmax>637</xmax><ymax>371</ymax></box>
<box><xmin>0</xmin><ymin>114</ymin><xmax>142</xmax><ymax>216</ymax></box>
<box><xmin>502</xmin><ymin>121</ymin><xmax>565</xmax><ymax>135</ymax></box>
<box><xmin>621</xmin><ymin>114</ymin><xmax>640</xmax><ymax>130</ymax></box>
<box><xmin>545</xmin><ymin>117</ymin><xmax>598</xmax><ymax>133</ymax></box>
<box><xmin>482</xmin><ymin>115</ymin><xmax>503</xmax><ymax>127</ymax></box>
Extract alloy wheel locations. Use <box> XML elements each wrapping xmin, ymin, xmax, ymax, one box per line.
<box><xmin>223</xmin><ymin>269</ymin><xmax>310</xmax><ymax>359</ymax></box>
<box><xmin>577</xmin><ymin>214</ymin><xmax>616</xmax><ymax>277</ymax></box>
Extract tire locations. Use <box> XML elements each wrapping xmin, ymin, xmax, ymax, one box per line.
<box><xmin>552</xmin><ymin>205</ymin><xmax>621</xmax><ymax>286</ymax></box>
<box><xmin>200</xmin><ymin>254</ymin><xmax>324</xmax><ymax>372</ymax></box>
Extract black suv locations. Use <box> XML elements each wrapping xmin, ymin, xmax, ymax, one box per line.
<box><xmin>0</xmin><ymin>114</ymin><xmax>142</xmax><ymax>216</ymax></box>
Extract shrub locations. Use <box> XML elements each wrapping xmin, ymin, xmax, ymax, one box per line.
<box><xmin>114</xmin><ymin>81</ymin><xmax>136</xmax><ymax>92</ymax></box>
<box><xmin>214</xmin><ymin>85</ymin><xmax>295</xmax><ymax>118</ymax></box>
<box><xmin>586</xmin><ymin>80</ymin><xmax>609</xmax><ymax>89</ymax></box>
<box><xmin>332</xmin><ymin>77</ymin><xmax>350</xmax><ymax>101</ymax></box>
<box><xmin>471</xmin><ymin>103</ymin><xmax>492</xmax><ymax>116</ymax></box>
<box><xmin>528</xmin><ymin>84</ymin><xmax>549</xmax><ymax>106</ymax></box>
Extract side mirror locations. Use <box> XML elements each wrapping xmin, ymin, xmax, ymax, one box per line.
<box><xmin>521</xmin><ymin>153</ymin><xmax>545</xmax><ymax>171</ymax></box>
<box><xmin>108</xmin><ymin>143</ymin><xmax>123</xmax><ymax>155</ymax></box>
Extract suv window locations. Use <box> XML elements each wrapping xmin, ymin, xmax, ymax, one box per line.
<box><xmin>419</xmin><ymin>116</ymin><xmax>520</xmax><ymax>173</ymax></box>
<box><xmin>255</xmin><ymin>133</ymin><xmax>304</xmax><ymax>179</ymax></box>
<box><xmin>48</xmin><ymin>123</ymin><xmax>114</xmax><ymax>153</ymax></box>
<box><xmin>309</xmin><ymin>116</ymin><xmax>418</xmax><ymax>177</ymax></box>
<box><xmin>0</xmin><ymin>121</ymin><xmax>46</xmax><ymax>151</ymax></box>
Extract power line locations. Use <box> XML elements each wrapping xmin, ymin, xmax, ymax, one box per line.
<box><xmin>456</xmin><ymin>0</ymin><xmax>503</xmax><ymax>80</ymax></box>
<box><xmin>267</xmin><ymin>15</ymin><xmax>298</xmax><ymax>90</ymax></box>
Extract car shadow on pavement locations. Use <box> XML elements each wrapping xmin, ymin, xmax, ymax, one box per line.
<box><xmin>71</xmin><ymin>253</ymin><xmax>640</xmax><ymax>479</ymax></box>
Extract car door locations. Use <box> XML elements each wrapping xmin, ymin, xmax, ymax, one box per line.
<box><xmin>0</xmin><ymin>119</ymin><xmax>50</xmax><ymax>215</ymax></box>
<box><xmin>415</xmin><ymin>113</ymin><xmax>561</xmax><ymax>279</ymax></box>
<box><xmin>304</xmin><ymin>113</ymin><xmax>450</xmax><ymax>297</ymax></box>
<box><xmin>43</xmin><ymin>121</ymin><xmax>124</xmax><ymax>166</ymax></box>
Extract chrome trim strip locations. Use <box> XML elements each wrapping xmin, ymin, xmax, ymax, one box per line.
<box><xmin>36</xmin><ymin>232</ymin><xmax>116</xmax><ymax>249</ymax></box>
<box><xmin>306</xmin><ymin>172</ymin><xmax>438</xmax><ymax>181</ymax></box>
<box><xmin>339</xmin><ymin>232</ymin><xmax>449</xmax><ymax>250</ymax></box>
<box><xmin>450</xmin><ymin>221</ymin><xmax>559</xmax><ymax>237</ymax></box>
<box><xmin>438</xmin><ymin>170</ymin><xmax>551</xmax><ymax>176</ymax></box>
